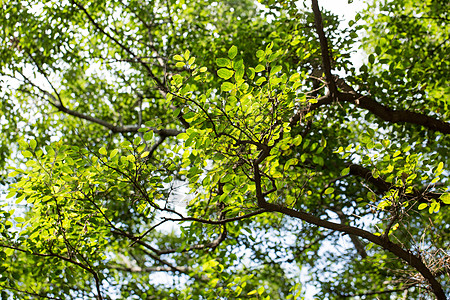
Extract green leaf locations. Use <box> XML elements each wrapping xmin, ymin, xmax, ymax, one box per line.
<box><xmin>99</xmin><ymin>147</ymin><xmax>107</xmax><ymax>155</ymax></box>
<box><xmin>22</xmin><ymin>150</ymin><xmax>33</xmax><ymax>158</ymax></box>
<box><xmin>440</xmin><ymin>193</ymin><xmax>450</xmax><ymax>204</ymax></box>
<box><xmin>270</xmin><ymin>65</ymin><xmax>282</xmax><ymax>76</ymax></box>
<box><xmin>340</xmin><ymin>167</ymin><xmax>350</xmax><ymax>176</ymax></box>
<box><xmin>435</xmin><ymin>162</ymin><xmax>444</xmax><ymax>174</ymax></box>
<box><xmin>187</xmin><ymin>57</ymin><xmax>195</xmax><ymax>65</ymax></box>
<box><xmin>375</xmin><ymin>45</ymin><xmax>381</xmax><ymax>55</ymax></box>
<box><xmin>256</xmin><ymin>50</ymin><xmax>264</xmax><ymax>58</ymax></box>
<box><xmin>324</xmin><ymin>187</ymin><xmax>334</xmax><ymax>195</ymax></box>
<box><xmin>144</xmin><ymin>131</ymin><xmax>154</xmax><ymax>141</ymax></box>
<box><xmin>284</xmin><ymin>158</ymin><xmax>298</xmax><ymax>171</ymax></box>
<box><xmin>418</xmin><ymin>203</ymin><xmax>428</xmax><ymax>210</ymax></box>
<box><xmin>177</xmin><ymin>132</ymin><xmax>189</xmax><ymax>140</ymax></box>
<box><xmin>217</xmin><ymin>68</ymin><xmax>234</xmax><ymax>80</ymax></box>
<box><xmin>216</xmin><ymin>57</ymin><xmax>230</xmax><ymax>67</ymax></box>
<box><xmin>228</xmin><ymin>45</ymin><xmax>237</xmax><ymax>59</ymax></box>
<box><xmin>173</xmin><ymin>54</ymin><xmax>184</xmax><ymax>61</ymax></box>
<box><xmin>183</xmin><ymin>50</ymin><xmax>190</xmax><ymax>60</ymax></box>
<box><xmin>255</xmin><ymin>77</ymin><xmax>266</xmax><ymax>85</ymax></box>
<box><xmin>257</xmin><ymin>286</ymin><xmax>265</xmax><ymax>295</ymax></box>
<box><xmin>255</xmin><ymin>64</ymin><xmax>265</xmax><ymax>72</ymax></box>
<box><xmin>289</xmin><ymin>73</ymin><xmax>300</xmax><ymax>82</ymax></box>
<box><xmin>221</xmin><ymin>82</ymin><xmax>234</xmax><ymax>92</ymax></box>
<box><xmin>110</xmin><ymin>149</ymin><xmax>119</xmax><ymax>158</ymax></box>
<box><xmin>293</xmin><ymin>135</ymin><xmax>302</xmax><ymax>146</ymax></box>
<box><xmin>29</xmin><ymin>139</ymin><xmax>37</xmax><ymax>150</ymax></box>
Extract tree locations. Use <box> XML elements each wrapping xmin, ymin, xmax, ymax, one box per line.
<box><xmin>0</xmin><ymin>0</ymin><xmax>449</xmax><ymax>299</ymax></box>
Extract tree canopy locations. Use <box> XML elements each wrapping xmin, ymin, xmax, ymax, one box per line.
<box><xmin>0</xmin><ymin>0</ymin><xmax>449</xmax><ymax>299</ymax></box>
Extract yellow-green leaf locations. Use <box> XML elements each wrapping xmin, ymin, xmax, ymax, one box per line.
<box><xmin>341</xmin><ymin>167</ymin><xmax>350</xmax><ymax>176</ymax></box>
<box><xmin>29</xmin><ymin>139</ymin><xmax>37</xmax><ymax>150</ymax></box>
<box><xmin>440</xmin><ymin>193</ymin><xmax>450</xmax><ymax>204</ymax></box>
<box><xmin>221</xmin><ymin>82</ymin><xmax>234</xmax><ymax>92</ymax></box>
<box><xmin>418</xmin><ymin>203</ymin><xmax>427</xmax><ymax>210</ymax></box>
<box><xmin>228</xmin><ymin>45</ymin><xmax>237</xmax><ymax>59</ymax></box>
<box><xmin>110</xmin><ymin>149</ymin><xmax>119</xmax><ymax>158</ymax></box>
<box><xmin>324</xmin><ymin>187</ymin><xmax>334</xmax><ymax>195</ymax></box>
<box><xmin>173</xmin><ymin>54</ymin><xmax>184</xmax><ymax>61</ymax></box>
<box><xmin>435</xmin><ymin>162</ymin><xmax>444</xmax><ymax>174</ymax></box>
<box><xmin>22</xmin><ymin>150</ymin><xmax>33</xmax><ymax>158</ymax></box>
<box><xmin>217</xmin><ymin>68</ymin><xmax>234</xmax><ymax>80</ymax></box>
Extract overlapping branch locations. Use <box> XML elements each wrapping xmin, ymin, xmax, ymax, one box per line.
<box><xmin>305</xmin><ymin>0</ymin><xmax>450</xmax><ymax>136</ymax></box>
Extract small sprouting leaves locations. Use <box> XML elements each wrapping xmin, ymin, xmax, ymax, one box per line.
<box><xmin>217</xmin><ymin>68</ymin><xmax>234</xmax><ymax>80</ymax></box>
<box><xmin>174</xmin><ymin>54</ymin><xmax>184</xmax><ymax>61</ymax></box>
<box><xmin>429</xmin><ymin>200</ymin><xmax>440</xmax><ymax>214</ymax></box>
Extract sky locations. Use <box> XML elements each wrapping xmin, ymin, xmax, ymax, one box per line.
<box><xmin>321</xmin><ymin>0</ymin><xmax>367</xmax><ymax>21</ymax></box>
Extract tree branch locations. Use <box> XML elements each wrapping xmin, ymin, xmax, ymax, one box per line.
<box><xmin>162</xmin><ymin>209</ymin><xmax>267</xmax><ymax>226</ymax></box>
<box><xmin>0</xmin><ymin>243</ymin><xmax>104</xmax><ymax>300</ymax></box>
<box><xmin>255</xmin><ymin>200</ymin><xmax>446</xmax><ymax>299</ymax></box>
<box><xmin>252</xmin><ymin>149</ymin><xmax>446</xmax><ymax>298</ymax></box>
<box><xmin>311</xmin><ymin>0</ymin><xmax>338</xmax><ymax>97</ymax></box>
<box><xmin>70</xmin><ymin>0</ymin><xmax>165</xmax><ymax>91</ymax></box>
<box><xmin>290</xmin><ymin>90</ymin><xmax>450</xmax><ymax>135</ymax></box>
<box><xmin>338</xmin><ymin>91</ymin><xmax>450</xmax><ymax>134</ymax></box>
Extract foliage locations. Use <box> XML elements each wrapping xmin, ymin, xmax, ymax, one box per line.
<box><xmin>0</xmin><ymin>0</ymin><xmax>449</xmax><ymax>299</ymax></box>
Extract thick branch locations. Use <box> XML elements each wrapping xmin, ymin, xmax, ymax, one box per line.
<box><xmin>162</xmin><ymin>209</ymin><xmax>267</xmax><ymax>226</ymax></box>
<box><xmin>348</xmin><ymin>163</ymin><xmax>445</xmax><ymax>204</ymax></box>
<box><xmin>291</xmin><ymin>91</ymin><xmax>450</xmax><ymax>135</ymax></box>
<box><xmin>311</xmin><ymin>0</ymin><xmax>338</xmax><ymax>97</ymax></box>
<box><xmin>252</xmin><ymin>154</ymin><xmax>446</xmax><ymax>298</ymax></box>
<box><xmin>257</xmin><ymin>201</ymin><xmax>446</xmax><ymax>299</ymax></box>
<box><xmin>339</xmin><ymin>92</ymin><xmax>450</xmax><ymax>134</ymax></box>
